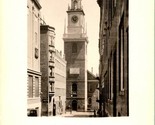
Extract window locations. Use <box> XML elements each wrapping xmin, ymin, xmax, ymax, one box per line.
<box><xmin>28</xmin><ymin>75</ymin><xmax>33</xmax><ymax>98</ymax></box>
<box><xmin>49</xmin><ymin>83</ymin><xmax>54</xmax><ymax>92</ymax></box>
<box><xmin>50</xmin><ymin>36</ymin><xmax>54</xmax><ymax>46</ymax></box>
<box><xmin>35</xmin><ymin>32</ymin><xmax>37</xmax><ymax>44</ymax></box>
<box><xmin>52</xmin><ymin>83</ymin><xmax>54</xmax><ymax>92</ymax></box>
<box><xmin>108</xmin><ymin>58</ymin><xmax>112</xmax><ymax>99</ymax></box>
<box><xmin>88</xmin><ymin>98</ymin><xmax>92</xmax><ymax>105</ymax></box>
<box><xmin>35</xmin><ymin>77</ymin><xmax>39</xmax><ymax>97</ymax></box>
<box><xmin>72</xmin><ymin>83</ymin><xmax>77</xmax><ymax>92</ymax></box>
<box><xmin>72</xmin><ymin>83</ymin><xmax>77</xmax><ymax>97</ymax></box>
<box><xmin>74</xmin><ymin>0</ymin><xmax>78</xmax><ymax>9</ymax></box>
<box><xmin>50</xmin><ymin>68</ymin><xmax>54</xmax><ymax>77</ymax></box>
<box><xmin>72</xmin><ymin>43</ymin><xmax>77</xmax><ymax>53</ymax></box>
<box><xmin>119</xmin><ymin>14</ymin><xmax>125</xmax><ymax>92</ymax></box>
<box><xmin>88</xmin><ymin>84</ymin><xmax>92</xmax><ymax>92</ymax></box>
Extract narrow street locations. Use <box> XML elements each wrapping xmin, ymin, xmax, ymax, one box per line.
<box><xmin>58</xmin><ymin>111</ymin><xmax>96</xmax><ymax>117</ymax></box>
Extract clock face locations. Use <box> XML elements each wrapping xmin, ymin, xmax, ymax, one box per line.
<box><xmin>71</xmin><ymin>15</ymin><xmax>78</xmax><ymax>23</ymax></box>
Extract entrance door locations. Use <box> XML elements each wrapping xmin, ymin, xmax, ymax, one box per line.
<box><xmin>72</xmin><ymin>100</ymin><xmax>77</xmax><ymax>111</ymax></box>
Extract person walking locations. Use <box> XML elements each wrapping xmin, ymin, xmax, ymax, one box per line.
<box><xmin>94</xmin><ymin>109</ymin><xmax>96</xmax><ymax>117</ymax></box>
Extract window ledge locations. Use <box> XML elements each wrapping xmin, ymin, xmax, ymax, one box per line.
<box><xmin>27</xmin><ymin>97</ymin><xmax>40</xmax><ymax>100</ymax></box>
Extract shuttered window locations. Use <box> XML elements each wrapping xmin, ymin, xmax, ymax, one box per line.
<box><xmin>28</xmin><ymin>75</ymin><xmax>33</xmax><ymax>98</ymax></box>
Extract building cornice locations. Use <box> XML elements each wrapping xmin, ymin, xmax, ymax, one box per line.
<box><xmin>27</xmin><ymin>69</ymin><xmax>42</xmax><ymax>76</ymax></box>
<box><xmin>40</xmin><ymin>25</ymin><xmax>55</xmax><ymax>30</ymax></box>
<box><xmin>40</xmin><ymin>25</ymin><xmax>55</xmax><ymax>34</ymax></box>
<box><xmin>63</xmin><ymin>37</ymin><xmax>89</xmax><ymax>44</ymax></box>
<box><xmin>67</xmin><ymin>9</ymin><xmax>85</xmax><ymax>15</ymax></box>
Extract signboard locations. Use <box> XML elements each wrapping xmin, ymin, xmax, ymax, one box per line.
<box><xmin>70</xmin><ymin>68</ymin><xmax>80</xmax><ymax>74</ymax></box>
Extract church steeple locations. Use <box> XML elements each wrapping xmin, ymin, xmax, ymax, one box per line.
<box><xmin>70</xmin><ymin>0</ymin><xmax>82</xmax><ymax>10</ymax></box>
<box><xmin>64</xmin><ymin>0</ymin><xmax>87</xmax><ymax>38</ymax></box>
<box><xmin>63</xmin><ymin>0</ymin><xmax>88</xmax><ymax>112</ymax></box>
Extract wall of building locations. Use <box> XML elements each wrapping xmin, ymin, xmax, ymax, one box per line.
<box><xmin>27</xmin><ymin>0</ymin><xmax>41</xmax><ymax>72</ymax></box>
<box><xmin>54</xmin><ymin>50</ymin><xmax>66</xmax><ymax>115</ymax></box>
<box><xmin>40</xmin><ymin>25</ymin><xmax>55</xmax><ymax>116</ymax></box>
<box><xmin>97</xmin><ymin>0</ymin><xmax>129</xmax><ymax>116</ymax></box>
<box><xmin>64</xmin><ymin>41</ymin><xmax>88</xmax><ymax>111</ymax></box>
<box><xmin>27</xmin><ymin>0</ymin><xmax>42</xmax><ymax>116</ymax></box>
<box><xmin>87</xmin><ymin>71</ymin><xmax>99</xmax><ymax>111</ymax></box>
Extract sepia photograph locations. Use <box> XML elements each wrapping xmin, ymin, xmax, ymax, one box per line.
<box><xmin>27</xmin><ymin>0</ymin><xmax>129</xmax><ymax>117</ymax></box>
<box><xmin>0</xmin><ymin>0</ymin><xmax>154</xmax><ymax>124</ymax></box>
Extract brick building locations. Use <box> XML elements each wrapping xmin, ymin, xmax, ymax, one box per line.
<box><xmin>27</xmin><ymin>0</ymin><xmax>42</xmax><ymax>116</ymax></box>
<box><xmin>40</xmin><ymin>25</ymin><xmax>67</xmax><ymax>116</ymax></box>
<box><xmin>97</xmin><ymin>0</ymin><xmax>129</xmax><ymax>116</ymax></box>
<box><xmin>40</xmin><ymin>25</ymin><xmax>55</xmax><ymax>116</ymax></box>
<box><xmin>63</xmin><ymin>0</ymin><xmax>88</xmax><ymax>112</ymax></box>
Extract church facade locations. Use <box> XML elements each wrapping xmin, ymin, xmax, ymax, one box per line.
<box><xmin>63</xmin><ymin>0</ymin><xmax>88</xmax><ymax>112</ymax></box>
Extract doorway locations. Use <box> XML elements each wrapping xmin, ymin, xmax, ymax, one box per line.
<box><xmin>72</xmin><ymin>100</ymin><xmax>77</xmax><ymax>111</ymax></box>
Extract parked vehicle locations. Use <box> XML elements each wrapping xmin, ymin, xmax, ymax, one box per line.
<box><xmin>28</xmin><ymin>109</ymin><xmax>37</xmax><ymax>116</ymax></box>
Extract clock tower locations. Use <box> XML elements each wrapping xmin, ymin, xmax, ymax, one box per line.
<box><xmin>63</xmin><ymin>0</ymin><xmax>88</xmax><ymax>111</ymax></box>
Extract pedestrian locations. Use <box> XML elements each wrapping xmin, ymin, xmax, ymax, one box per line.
<box><xmin>53</xmin><ymin>104</ymin><xmax>56</xmax><ymax>116</ymax></box>
<box><xmin>94</xmin><ymin>109</ymin><xmax>96</xmax><ymax>117</ymax></box>
<box><xmin>70</xmin><ymin>105</ymin><xmax>72</xmax><ymax>114</ymax></box>
<box><xmin>97</xmin><ymin>109</ymin><xmax>100</xmax><ymax>117</ymax></box>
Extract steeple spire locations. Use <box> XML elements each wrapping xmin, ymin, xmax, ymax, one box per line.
<box><xmin>64</xmin><ymin>18</ymin><xmax>66</xmax><ymax>34</ymax></box>
<box><xmin>68</xmin><ymin>4</ymin><xmax>70</xmax><ymax>10</ymax></box>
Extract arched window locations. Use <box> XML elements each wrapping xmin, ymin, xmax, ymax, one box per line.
<box><xmin>74</xmin><ymin>0</ymin><xmax>78</xmax><ymax>9</ymax></box>
<box><xmin>72</xmin><ymin>83</ymin><xmax>77</xmax><ymax>92</ymax></box>
<box><xmin>72</xmin><ymin>83</ymin><xmax>77</xmax><ymax>97</ymax></box>
<box><xmin>72</xmin><ymin>43</ymin><xmax>77</xmax><ymax>53</ymax></box>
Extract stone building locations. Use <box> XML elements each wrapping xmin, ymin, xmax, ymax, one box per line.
<box><xmin>87</xmin><ymin>70</ymin><xmax>99</xmax><ymax>111</ymax></box>
<box><xmin>63</xmin><ymin>0</ymin><xmax>88</xmax><ymax>111</ymax></box>
<box><xmin>40</xmin><ymin>25</ymin><xmax>67</xmax><ymax>116</ymax></box>
<box><xmin>27</xmin><ymin>0</ymin><xmax>42</xmax><ymax>116</ymax></box>
<box><xmin>97</xmin><ymin>0</ymin><xmax>129</xmax><ymax>116</ymax></box>
<box><xmin>54</xmin><ymin>50</ymin><xmax>67</xmax><ymax>115</ymax></box>
<box><xmin>40</xmin><ymin>25</ymin><xmax>55</xmax><ymax>116</ymax></box>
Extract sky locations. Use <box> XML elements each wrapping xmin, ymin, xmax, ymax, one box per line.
<box><xmin>40</xmin><ymin>0</ymin><xmax>100</xmax><ymax>75</ymax></box>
